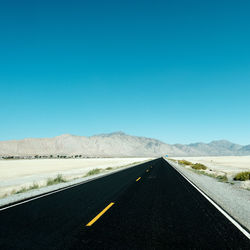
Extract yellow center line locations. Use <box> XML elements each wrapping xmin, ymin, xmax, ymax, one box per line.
<box><xmin>136</xmin><ymin>177</ymin><xmax>141</xmax><ymax>182</ymax></box>
<box><xmin>86</xmin><ymin>202</ymin><xmax>115</xmax><ymax>227</ymax></box>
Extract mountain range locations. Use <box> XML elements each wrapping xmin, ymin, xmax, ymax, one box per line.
<box><xmin>0</xmin><ymin>132</ymin><xmax>249</xmax><ymax>157</ymax></box>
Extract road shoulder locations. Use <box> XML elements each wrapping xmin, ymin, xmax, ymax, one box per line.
<box><xmin>166</xmin><ymin>158</ymin><xmax>250</xmax><ymax>233</ymax></box>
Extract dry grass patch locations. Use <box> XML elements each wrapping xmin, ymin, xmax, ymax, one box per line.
<box><xmin>47</xmin><ymin>174</ymin><xmax>66</xmax><ymax>186</ymax></box>
<box><xmin>84</xmin><ymin>168</ymin><xmax>102</xmax><ymax>177</ymax></box>
<box><xmin>234</xmin><ymin>172</ymin><xmax>250</xmax><ymax>181</ymax></box>
<box><xmin>191</xmin><ymin>163</ymin><xmax>207</xmax><ymax>170</ymax></box>
<box><xmin>8</xmin><ymin>182</ymin><xmax>40</xmax><ymax>196</ymax></box>
<box><xmin>178</xmin><ymin>160</ymin><xmax>193</xmax><ymax>166</ymax></box>
<box><xmin>105</xmin><ymin>167</ymin><xmax>113</xmax><ymax>170</ymax></box>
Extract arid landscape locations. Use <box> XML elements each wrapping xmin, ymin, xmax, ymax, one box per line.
<box><xmin>172</xmin><ymin>156</ymin><xmax>250</xmax><ymax>190</ymax></box>
<box><xmin>1</xmin><ymin>0</ymin><xmax>250</xmax><ymax>248</ymax></box>
<box><xmin>1</xmin><ymin>132</ymin><xmax>250</xmax><ymax>157</ymax></box>
<box><xmin>0</xmin><ymin>158</ymin><xmax>150</xmax><ymax>198</ymax></box>
<box><xmin>173</xmin><ymin>156</ymin><xmax>250</xmax><ymax>173</ymax></box>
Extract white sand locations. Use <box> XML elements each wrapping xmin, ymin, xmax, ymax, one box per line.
<box><xmin>173</xmin><ymin>156</ymin><xmax>250</xmax><ymax>174</ymax></box>
<box><xmin>173</xmin><ymin>156</ymin><xmax>250</xmax><ymax>190</ymax></box>
<box><xmin>0</xmin><ymin>158</ymin><xmax>150</xmax><ymax>197</ymax></box>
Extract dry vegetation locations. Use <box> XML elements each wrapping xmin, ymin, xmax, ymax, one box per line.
<box><xmin>0</xmin><ymin>159</ymin><xmax>149</xmax><ymax>199</ymax></box>
<box><xmin>233</xmin><ymin>172</ymin><xmax>250</xmax><ymax>181</ymax></box>
<box><xmin>168</xmin><ymin>157</ymin><xmax>250</xmax><ymax>187</ymax></box>
<box><xmin>169</xmin><ymin>159</ymin><xmax>228</xmax><ymax>183</ymax></box>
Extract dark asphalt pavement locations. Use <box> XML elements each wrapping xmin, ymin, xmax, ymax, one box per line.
<box><xmin>0</xmin><ymin>158</ymin><xmax>249</xmax><ymax>249</ymax></box>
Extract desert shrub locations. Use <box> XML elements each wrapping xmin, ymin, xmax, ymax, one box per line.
<box><xmin>178</xmin><ymin>160</ymin><xmax>193</xmax><ymax>166</ymax></box>
<box><xmin>85</xmin><ymin>168</ymin><xmax>102</xmax><ymax>177</ymax></box>
<box><xmin>191</xmin><ymin>163</ymin><xmax>207</xmax><ymax>170</ymax></box>
<box><xmin>233</xmin><ymin>172</ymin><xmax>250</xmax><ymax>181</ymax></box>
<box><xmin>47</xmin><ymin>174</ymin><xmax>66</xmax><ymax>186</ymax></box>
<box><xmin>12</xmin><ymin>182</ymin><xmax>40</xmax><ymax>195</ymax></box>
<box><xmin>204</xmin><ymin>171</ymin><xmax>213</xmax><ymax>176</ymax></box>
<box><xmin>216</xmin><ymin>175</ymin><xmax>228</xmax><ymax>182</ymax></box>
<box><xmin>105</xmin><ymin>167</ymin><xmax>113</xmax><ymax>170</ymax></box>
<box><xmin>30</xmin><ymin>182</ymin><xmax>39</xmax><ymax>189</ymax></box>
<box><xmin>15</xmin><ymin>187</ymin><xmax>28</xmax><ymax>194</ymax></box>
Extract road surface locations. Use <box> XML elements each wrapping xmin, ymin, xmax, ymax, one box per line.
<box><xmin>0</xmin><ymin>158</ymin><xmax>249</xmax><ymax>249</ymax></box>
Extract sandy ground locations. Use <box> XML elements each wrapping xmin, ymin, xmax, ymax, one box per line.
<box><xmin>173</xmin><ymin>156</ymin><xmax>250</xmax><ymax>174</ymax></box>
<box><xmin>172</xmin><ymin>156</ymin><xmax>250</xmax><ymax>189</ymax></box>
<box><xmin>0</xmin><ymin>158</ymin><xmax>151</xmax><ymax>197</ymax></box>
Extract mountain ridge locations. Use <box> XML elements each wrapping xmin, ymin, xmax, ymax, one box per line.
<box><xmin>0</xmin><ymin>132</ymin><xmax>249</xmax><ymax>157</ymax></box>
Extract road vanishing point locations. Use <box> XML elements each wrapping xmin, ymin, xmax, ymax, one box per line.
<box><xmin>0</xmin><ymin>158</ymin><xmax>249</xmax><ymax>249</ymax></box>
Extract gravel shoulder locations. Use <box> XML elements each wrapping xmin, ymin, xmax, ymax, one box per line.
<box><xmin>166</xmin><ymin>159</ymin><xmax>250</xmax><ymax>232</ymax></box>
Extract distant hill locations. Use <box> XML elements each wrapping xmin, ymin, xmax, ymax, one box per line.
<box><xmin>0</xmin><ymin>132</ymin><xmax>249</xmax><ymax>157</ymax></box>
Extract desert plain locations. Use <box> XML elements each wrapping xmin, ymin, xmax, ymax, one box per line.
<box><xmin>0</xmin><ymin>158</ymin><xmax>150</xmax><ymax>197</ymax></box>
<box><xmin>173</xmin><ymin>155</ymin><xmax>250</xmax><ymax>189</ymax></box>
<box><xmin>173</xmin><ymin>155</ymin><xmax>250</xmax><ymax>175</ymax></box>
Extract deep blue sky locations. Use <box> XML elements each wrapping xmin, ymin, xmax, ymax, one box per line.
<box><xmin>1</xmin><ymin>0</ymin><xmax>250</xmax><ymax>144</ymax></box>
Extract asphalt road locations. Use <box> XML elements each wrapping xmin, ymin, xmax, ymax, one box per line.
<box><xmin>0</xmin><ymin>158</ymin><xmax>249</xmax><ymax>249</ymax></box>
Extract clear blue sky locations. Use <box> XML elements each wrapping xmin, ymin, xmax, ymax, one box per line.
<box><xmin>1</xmin><ymin>0</ymin><xmax>250</xmax><ymax>144</ymax></box>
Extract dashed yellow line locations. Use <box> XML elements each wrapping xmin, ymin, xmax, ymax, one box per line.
<box><xmin>136</xmin><ymin>177</ymin><xmax>141</xmax><ymax>182</ymax></box>
<box><xmin>86</xmin><ymin>202</ymin><xmax>115</xmax><ymax>226</ymax></box>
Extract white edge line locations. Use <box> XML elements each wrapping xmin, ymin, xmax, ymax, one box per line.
<box><xmin>165</xmin><ymin>158</ymin><xmax>250</xmax><ymax>240</ymax></box>
<box><xmin>0</xmin><ymin>159</ymin><xmax>153</xmax><ymax>212</ymax></box>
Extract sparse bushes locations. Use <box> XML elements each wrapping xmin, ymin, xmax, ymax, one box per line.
<box><xmin>11</xmin><ymin>182</ymin><xmax>40</xmax><ymax>195</ymax></box>
<box><xmin>174</xmin><ymin>159</ymin><xmax>231</xmax><ymax>184</ymax></box>
<box><xmin>178</xmin><ymin>160</ymin><xmax>207</xmax><ymax>170</ymax></box>
<box><xmin>105</xmin><ymin>167</ymin><xmax>113</xmax><ymax>170</ymax></box>
<box><xmin>178</xmin><ymin>160</ymin><xmax>193</xmax><ymax>166</ymax></box>
<box><xmin>191</xmin><ymin>163</ymin><xmax>207</xmax><ymax>170</ymax></box>
<box><xmin>198</xmin><ymin>171</ymin><xmax>228</xmax><ymax>182</ymax></box>
<box><xmin>216</xmin><ymin>175</ymin><xmax>228</xmax><ymax>182</ymax></box>
<box><xmin>233</xmin><ymin>172</ymin><xmax>250</xmax><ymax>181</ymax></box>
<box><xmin>4</xmin><ymin>176</ymin><xmax>67</xmax><ymax>198</ymax></box>
<box><xmin>30</xmin><ymin>182</ymin><xmax>39</xmax><ymax>189</ymax></box>
<box><xmin>3</xmin><ymin>156</ymin><xmax>15</xmax><ymax>160</ymax></box>
<box><xmin>15</xmin><ymin>187</ymin><xmax>28</xmax><ymax>194</ymax></box>
<box><xmin>47</xmin><ymin>174</ymin><xmax>66</xmax><ymax>186</ymax></box>
<box><xmin>85</xmin><ymin>168</ymin><xmax>102</xmax><ymax>177</ymax></box>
